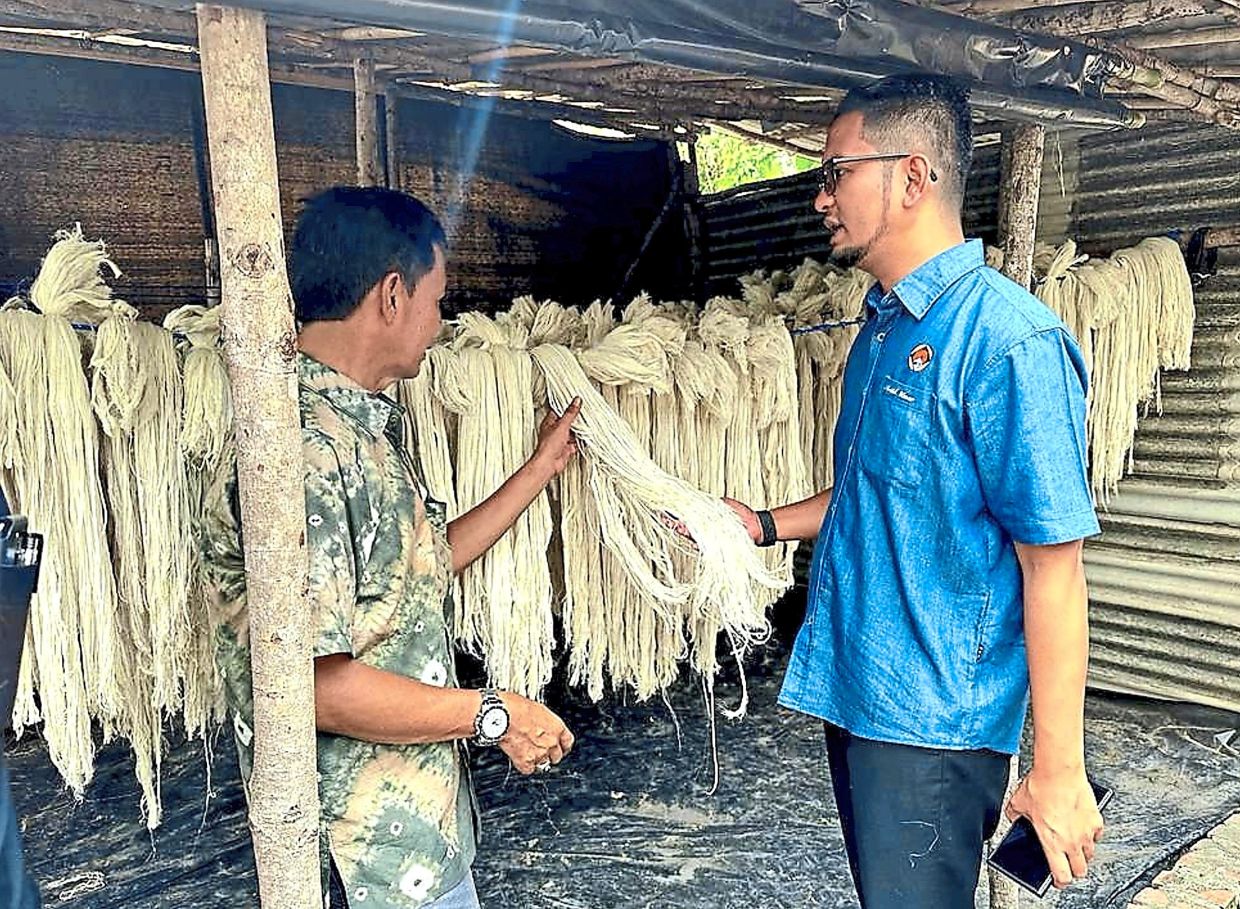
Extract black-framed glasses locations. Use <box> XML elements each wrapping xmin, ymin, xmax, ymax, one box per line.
<box><xmin>816</xmin><ymin>152</ymin><xmax>938</xmax><ymax>195</ymax></box>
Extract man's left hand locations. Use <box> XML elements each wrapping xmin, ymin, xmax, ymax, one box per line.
<box><xmin>1004</xmin><ymin>767</ymin><xmax>1104</xmax><ymax>889</ymax></box>
<box><xmin>532</xmin><ymin>398</ymin><xmax>581</xmax><ymax>475</ymax></box>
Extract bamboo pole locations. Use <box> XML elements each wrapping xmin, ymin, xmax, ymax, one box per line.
<box><xmin>195</xmin><ymin>6</ymin><xmax>320</xmax><ymax>909</ymax></box>
<box><xmin>355</xmin><ymin>56</ymin><xmax>382</xmax><ymax>186</ymax></box>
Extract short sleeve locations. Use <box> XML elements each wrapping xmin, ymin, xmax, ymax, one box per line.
<box><xmin>966</xmin><ymin>329</ymin><xmax>1101</xmax><ymax>545</ymax></box>
<box><xmin>303</xmin><ymin>435</ymin><xmax>358</xmax><ymax>657</ymax></box>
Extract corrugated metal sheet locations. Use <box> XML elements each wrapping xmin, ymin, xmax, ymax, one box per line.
<box><xmin>1067</xmin><ymin>123</ymin><xmax>1240</xmax><ymax>711</ymax></box>
<box><xmin>698</xmin><ymin>145</ymin><xmax>1002</xmax><ymax>297</ymax></box>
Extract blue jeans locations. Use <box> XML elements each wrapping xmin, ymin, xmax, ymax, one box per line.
<box><xmin>425</xmin><ymin>873</ymin><xmax>479</xmax><ymax>909</ymax></box>
<box><xmin>0</xmin><ymin>755</ymin><xmax>40</xmax><ymax>909</ymax></box>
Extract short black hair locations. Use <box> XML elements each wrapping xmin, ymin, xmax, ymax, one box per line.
<box><xmin>289</xmin><ymin>186</ymin><xmax>447</xmax><ymax>322</ymax></box>
<box><xmin>836</xmin><ymin>74</ymin><xmax>974</xmax><ymax>210</ymax></box>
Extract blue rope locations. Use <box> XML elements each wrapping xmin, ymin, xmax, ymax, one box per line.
<box><xmin>789</xmin><ymin>317</ymin><xmax>865</xmax><ymax>337</ymax></box>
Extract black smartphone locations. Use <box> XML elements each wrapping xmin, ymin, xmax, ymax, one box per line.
<box><xmin>986</xmin><ymin>779</ymin><xmax>1113</xmax><ymax>899</ymax></box>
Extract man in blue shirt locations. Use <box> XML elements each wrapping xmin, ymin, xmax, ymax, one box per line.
<box><xmin>727</xmin><ymin>74</ymin><xmax>1105</xmax><ymax>907</ymax></box>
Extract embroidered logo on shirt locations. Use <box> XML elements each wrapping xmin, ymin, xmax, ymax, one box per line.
<box><xmin>908</xmin><ymin>343</ymin><xmax>934</xmax><ymax>373</ymax></box>
<box><xmin>882</xmin><ymin>384</ymin><xmax>916</xmax><ymax>405</ymax></box>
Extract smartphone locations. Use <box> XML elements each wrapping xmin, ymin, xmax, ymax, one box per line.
<box><xmin>986</xmin><ymin>779</ymin><xmax>1113</xmax><ymax>899</ymax></box>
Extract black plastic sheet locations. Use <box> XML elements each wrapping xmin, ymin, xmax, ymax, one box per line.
<box><xmin>8</xmin><ymin>616</ymin><xmax>1239</xmax><ymax>907</ymax></box>
<box><xmin>170</xmin><ymin>0</ymin><xmax>1140</xmax><ymax>129</ymax></box>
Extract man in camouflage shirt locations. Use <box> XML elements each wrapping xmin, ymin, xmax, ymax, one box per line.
<box><xmin>204</xmin><ymin>187</ymin><xmax>579</xmax><ymax>909</ymax></box>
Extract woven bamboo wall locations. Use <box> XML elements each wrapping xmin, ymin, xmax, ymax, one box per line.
<box><xmin>0</xmin><ymin>52</ymin><xmax>688</xmax><ymax>320</ymax></box>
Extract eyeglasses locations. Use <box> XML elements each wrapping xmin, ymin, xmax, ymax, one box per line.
<box><xmin>816</xmin><ymin>152</ymin><xmax>939</xmax><ymax>196</ymax></box>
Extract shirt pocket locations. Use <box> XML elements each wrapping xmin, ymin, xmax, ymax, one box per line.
<box><xmin>859</xmin><ymin>376</ymin><xmax>936</xmax><ymax>489</ymax></box>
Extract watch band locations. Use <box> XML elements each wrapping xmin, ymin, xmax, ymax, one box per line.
<box><xmin>472</xmin><ymin>687</ymin><xmax>509</xmax><ymax>747</ymax></box>
<box><xmin>755</xmin><ymin>509</ymin><xmax>778</xmax><ymax>547</ymax></box>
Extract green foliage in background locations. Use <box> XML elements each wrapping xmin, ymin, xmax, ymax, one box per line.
<box><xmin>691</xmin><ymin>131</ymin><xmax>817</xmax><ymax>195</ymax></box>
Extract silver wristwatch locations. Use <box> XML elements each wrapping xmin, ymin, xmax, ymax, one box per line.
<box><xmin>473</xmin><ymin>688</ymin><xmax>509</xmax><ymax>746</ymax></box>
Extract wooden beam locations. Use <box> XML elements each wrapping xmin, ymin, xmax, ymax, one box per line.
<box><xmin>385</xmin><ymin>87</ymin><xmax>399</xmax><ymax>189</ymax></box>
<box><xmin>1207</xmin><ymin>225</ymin><xmax>1240</xmax><ymax>247</ymax></box>
<box><xmin>513</xmin><ymin>56</ymin><xmax>630</xmax><ymax>72</ymax></box>
<box><xmin>709</xmin><ymin>121</ymin><xmax>819</xmax><ymax>157</ymax></box>
<box><xmin>0</xmin><ymin>0</ymin><xmax>192</xmax><ymax>35</ymax></box>
<box><xmin>1129</xmin><ymin>25</ymin><xmax>1240</xmax><ymax>47</ymax></box>
<box><xmin>467</xmin><ymin>45</ymin><xmax>558</xmax><ymax>64</ymax></box>
<box><xmin>1005</xmin><ymin>0</ymin><xmax>1210</xmax><ymax>33</ymax></box>
<box><xmin>354</xmin><ymin>56</ymin><xmax>382</xmax><ymax>185</ymax></box>
<box><xmin>0</xmin><ymin>27</ymin><xmax>358</xmax><ymax>91</ymax></box>
<box><xmin>942</xmin><ymin>0</ymin><xmax>1092</xmax><ymax>14</ymax></box>
<box><xmin>195</xmin><ymin>6</ymin><xmax>319</xmax><ymax>909</ymax></box>
<box><xmin>451</xmin><ymin>67</ymin><xmax>842</xmax><ymax>123</ymax></box>
<box><xmin>324</xmin><ymin>25</ymin><xmax>425</xmax><ymax>40</ymax></box>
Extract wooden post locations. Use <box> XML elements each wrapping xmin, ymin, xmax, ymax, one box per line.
<box><xmin>196</xmin><ymin>6</ymin><xmax>320</xmax><ymax>909</ymax></box>
<box><xmin>204</xmin><ymin>237</ymin><xmax>221</xmax><ymax>307</ymax></box>
<box><xmin>385</xmin><ymin>88</ymin><xmax>399</xmax><ymax>189</ymax></box>
<box><xmin>984</xmin><ymin>122</ymin><xmax>1049</xmax><ymax>909</ymax></box>
<box><xmin>680</xmin><ymin>141</ymin><xmax>706</xmax><ymax>303</ymax></box>
<box><xmin>998</xmin><ymin>124</ymin><xmax>1047</xmax><ymax>291</ymax></box>
<box><xmin>354</xmin><ymin>57</ymin><xmax>382</xmax><ymax>185</ymax></box>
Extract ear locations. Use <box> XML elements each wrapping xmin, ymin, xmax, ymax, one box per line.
<box><xmin>377</xmin><ymin>271</ymin><xmax>404</xmax><ymax>325</ymax></box>
<box><xmin>903</xmin><ymin>154</ymin><xmax>936</xmax><ymax>208</ymax></box>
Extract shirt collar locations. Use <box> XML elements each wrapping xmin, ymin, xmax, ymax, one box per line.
<box><xmin>866</xmin><ymin>239</ymin><xmax>986</xmax><ymax>320</ymax></box>
<box><xmin>298</xmin><ymin>352</ymin><xmax>402</xmax><ymax>440</ymax></box>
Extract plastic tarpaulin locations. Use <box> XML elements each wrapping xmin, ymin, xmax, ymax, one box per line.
<box><xmin>192</xmin><ymin>0</ymin><xmax>1139</xmax><ymax>128</ymax></box>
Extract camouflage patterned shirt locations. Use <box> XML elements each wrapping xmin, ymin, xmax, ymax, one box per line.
<box><xmin>203</xmin><ymin>352</ymin><xmax>477</xmax><ymax>909</ymax></box>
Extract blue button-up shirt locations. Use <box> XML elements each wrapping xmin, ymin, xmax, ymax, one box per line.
<box><xmin>779</xmin><ymin>240</ymin><xmax>1101</xmax><ymax>754</ymax></box>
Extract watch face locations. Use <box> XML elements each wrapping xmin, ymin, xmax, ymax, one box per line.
<box><xmin>480</xmin><ymin>706</ymin><xmax>508</xmax><ymax>739</ymax></box>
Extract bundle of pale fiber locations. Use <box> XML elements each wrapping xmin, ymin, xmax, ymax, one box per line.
<box><xmin>1035</xmin><ymin>236</ymin><xmax>1194</xmax><ymax>501</ymax></box>
<box><xmin>0</xmin><ymin>228</ymin><xmax>225</xmax><ymax>828</ymax></box>
<box><xmin>396</xmin><ymin>282</ymin><xmax>840</xmax><ymax>711</ymax></box>
<box><xmin>0</xmin><ymin>226</ymin><xmax>127</xmax><ymax>795</ymax></box>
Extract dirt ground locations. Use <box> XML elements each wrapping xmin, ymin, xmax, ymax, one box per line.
<box><xmin>7</xmin><ymin>630</ymin><xmax>1240</xmax><ymax>909</ymax></box>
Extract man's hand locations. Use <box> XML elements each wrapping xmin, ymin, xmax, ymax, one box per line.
<box><xmin>532</xmin><ymin>398</ymin><xmax>582</xmax><ymax>476</ymax></box>
<box><xmin>497</xmin><ymin>692</ymin><xmax>575</xmax><ymax>775</ymax></box>
<box><xmin>1005</xmin><ymin>768</ymin><xmax>1104</xmax><ymax>889</ymax></box>
<box><xmin>723</xmin><ymin>497</ymin><xmax>762</xmax><ymax>544</ymax></box>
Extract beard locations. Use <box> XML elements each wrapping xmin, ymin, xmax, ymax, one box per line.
<box><xmin>828</xmin><ymin>242</ymin><xmax>867</xmax><ymax>270</ymax></box>
<box><xmin>825</xmin><ymin>176</ymin><xmax>892</xmax><ymax>273</ymax></box>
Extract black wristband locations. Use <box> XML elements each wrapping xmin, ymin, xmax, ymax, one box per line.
<box><xmin>755</xmin><ymin>509</ymin><xmax>778</xmax><ymax>547</ymax></box>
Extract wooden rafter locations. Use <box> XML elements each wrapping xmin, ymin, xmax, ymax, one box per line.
<box><xmin>1004</xmin><ymin>0</ymin><xmax>1212</xmax><ymax>35</ymax></box>
<box><xmin>1129</xmin><ymin>24</ymin><xmax>1240</xmax><ymax>46</ymax></box>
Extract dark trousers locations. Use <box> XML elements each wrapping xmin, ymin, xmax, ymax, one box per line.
<box><xmin>328</xmin><ymin>857</ymin><xmax>349</xmax><ymax>909</ymax></box>
<box><xmin>824</xmin><ymin>723</ymin><xmax>1010</xmax><ymax>909</ymax></box>
<box><xmin>0</xmin><ymin>755</ymin><xmax>40</xmax><ymax>909</ymax></box>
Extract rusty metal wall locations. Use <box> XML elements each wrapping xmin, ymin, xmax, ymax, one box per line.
<box><xmin>1066</xmin><ymin>122</ymin><xmax>1240</xmax><ymax>711</ymax></box>
<box><xmin>697</xmin><ymin>144</ymin><xmax>1002</xmax><ymax>298</ymax></box>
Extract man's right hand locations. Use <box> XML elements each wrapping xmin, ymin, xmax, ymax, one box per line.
<box><xmin>723</xmin><ymin>497</ymin><xmax>763</xmax><ymax>544</ymax></box>
<box><xmin>497</xmin><ymin>693</ymin><xmax>575</xmax><ymax>775</ymax></box>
